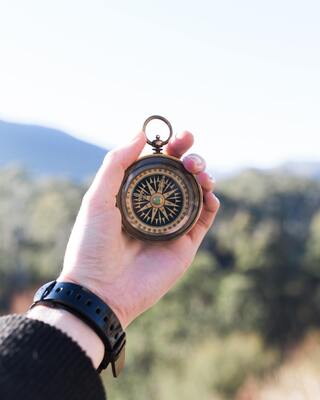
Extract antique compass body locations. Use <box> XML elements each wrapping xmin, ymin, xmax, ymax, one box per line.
<box><xmin>117</xmin><ymin>115</ymin><xmax>203</xmax><ymax>241</ymax></box>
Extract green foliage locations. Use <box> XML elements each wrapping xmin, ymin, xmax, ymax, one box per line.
<box><xmin>1</xmin><ymin>166</ymin><xmax>320</xmax><ymax>398</ymax></box>
<box><xmin>103</xmin><ymin>315</ymin><xmax>278</xmax><ymax>400</ymax></box>
<box><xmin>0</xmin><ymin>167</ymin><xmax>84</xmax><ymax>308</ymax></box>
<box><xmin>305</xmin><ymin>211</ymin><xmax>320</xmax><ymax>273</ymax></box>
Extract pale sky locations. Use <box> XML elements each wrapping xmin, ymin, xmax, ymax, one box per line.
<box><xmin>0</xmin><ymin>0</ymin><xmax>319</xmax><ymax>172</ymax></box>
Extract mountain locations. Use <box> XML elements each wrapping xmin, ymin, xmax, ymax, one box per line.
<box><xmin>1</xmin><ymin>119</ymin><xmax>319</xmax><ymax>182</ymax></box>
<box><xmin>0</xmin><ymin>120</ymin><xmax>107</xmax><ymax>180</ymax></box>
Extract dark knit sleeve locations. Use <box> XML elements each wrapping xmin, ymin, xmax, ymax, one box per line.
<box><xmin>0</xmin><ymin>314</ymin><xmax>106</xmax><ymax>400</ymax></box>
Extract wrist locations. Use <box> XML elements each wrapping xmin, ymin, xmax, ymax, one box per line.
<box><xmin>30</xmin><ymin>280</ymin><xmax>127</xmax><ymax>376</ymax></box>
<box><xmin>27</xmin><ymin>304</ymin><xmax>104</xmax><ymax>369</ymax></box>
<box><xmin>57</xmin><ymin>273</ymin><xmax>129</xmax><ymax>329</ymax></box>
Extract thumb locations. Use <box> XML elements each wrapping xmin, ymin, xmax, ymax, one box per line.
<box><xmin>84</xmin><ymin>131</ymin><xmax>146</xmax><ymax>209</ymax></box>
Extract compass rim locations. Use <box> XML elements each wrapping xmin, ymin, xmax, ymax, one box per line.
<box><xmin>117</xmin><ymin>155</ymin><xmax>203</xmax><ymax>242</ymax></box>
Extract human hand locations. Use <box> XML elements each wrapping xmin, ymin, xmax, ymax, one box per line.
<box><xmin>58</xmin><ymin>130</ymin><xmax>220</xmax><ymax>329</ymax></box>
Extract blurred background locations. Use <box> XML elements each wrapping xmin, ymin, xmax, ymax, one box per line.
<box><xmin>0</xmin><ymin>1</ymin><xmax>319</xmax><ymax>399</ymax></box>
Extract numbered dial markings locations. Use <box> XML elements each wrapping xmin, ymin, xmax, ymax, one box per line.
<box><xmin>126</xmin><ymin>169</ymin><xmax>190</xmax><ymax>234</ymax></box>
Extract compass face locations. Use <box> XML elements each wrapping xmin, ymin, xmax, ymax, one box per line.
<box><xmin>127</xmin><ymin>168</ymin><xmax>189</xmax><ymax>235</ymax></box>
<box><xmin>118</xmin><ymin>155</ymin><xmax>203</xmax><ymax>241</ymax></box>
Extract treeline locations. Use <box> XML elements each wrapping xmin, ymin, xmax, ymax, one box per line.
<box><xmin>0</xmin><ymin>166</ymin><xmax>320</xmax><ymax>399</ymax></box>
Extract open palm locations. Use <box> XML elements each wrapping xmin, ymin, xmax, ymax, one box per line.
<box><xmin>59</xmin><ymin>130</ymin><xmax>219</xmax><ymax>328</ymax></box>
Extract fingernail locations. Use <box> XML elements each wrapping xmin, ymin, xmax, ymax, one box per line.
<box><xmin>187</xmin><ymin>154</ymin><xmax>206</xmax><ymax>172</ymax></box>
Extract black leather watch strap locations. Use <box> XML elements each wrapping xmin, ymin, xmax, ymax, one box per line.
<box><xmin>30</xmin><ymin>280</ymin><xmax>126</xmax><ymax>377</ymax></box>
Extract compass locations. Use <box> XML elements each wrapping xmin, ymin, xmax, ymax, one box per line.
<box><xmin>117</xmin><ymin>115</ymin><xmax>203</xmax><ymax>241</ymax></box>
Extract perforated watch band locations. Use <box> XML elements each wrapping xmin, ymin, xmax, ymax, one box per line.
<box><xmin>30</xmin><ymin>280</ymin><xmax>126</xmax><ymax>377</ymax></box>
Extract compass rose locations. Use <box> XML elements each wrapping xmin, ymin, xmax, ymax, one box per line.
<box><xmin>132</xmin><ymin>174</ymin><xmax>183</xmax><ymax>227</ymax></box>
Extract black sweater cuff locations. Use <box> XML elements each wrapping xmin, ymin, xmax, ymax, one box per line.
<box><xmin>0</xmin><ymin>314</ymin><xmax>106</xmax><ymax>400</ymax></box>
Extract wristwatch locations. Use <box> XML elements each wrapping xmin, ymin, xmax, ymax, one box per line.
<box><xmin>30</xmin><ymin>280</ymin><xmax>126</xmax><ymax>377</ymax></box>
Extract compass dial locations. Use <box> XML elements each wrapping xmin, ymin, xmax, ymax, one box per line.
<box><xmin>128</xmin><ymin>169</ymin><xmax>189</xmax><ymax>234</ymax></box>
<box><xmin>118</xmin><ymin>155</ymin><xmax>203</xmax><ymax>241</ymax></box>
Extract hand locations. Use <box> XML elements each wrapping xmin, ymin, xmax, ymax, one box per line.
<box><xmin>58</xmin><ymin>130</ymin><xmax>220</xmax><ymax>329</ymax></box>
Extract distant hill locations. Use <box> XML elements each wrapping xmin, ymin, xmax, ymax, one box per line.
<box><xmin>1</xmin><ymin>119</ymin><xmax>319</xmax><ymax>183</ymax></box>
<box><xmin>0</xmin><ymin>120</ymin><xmax>107</xmax><ymax>181</ymax></box>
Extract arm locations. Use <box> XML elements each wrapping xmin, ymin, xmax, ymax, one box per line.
<box><xmin>1</xmin><ymin>130</ymin><xmax>219</xmax><ymax>399</ymax></box>
<box><xmin>0</xmin><ymin>314</ymin><xmax>105</xmax><ymax>400</ymax></box>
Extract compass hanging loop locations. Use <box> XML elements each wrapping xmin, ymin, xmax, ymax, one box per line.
<box><xmin>143</xmin><ymin>115</ymin><xmax>173</xmax><ymax>154</ymax></box>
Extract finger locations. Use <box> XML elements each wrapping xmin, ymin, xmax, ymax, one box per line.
<box><xmin>195</xmin><ymin>171</ymin><xmax>215</xmax><ymax>192</ymax></box>
<box><xmin>182</xmin><ymin>154</ymin><xmax>206</xmax><ymax>174</ymax></box>
<box><xmin>188</xmin><ymin>192</ymin><xmax>220</xmax><ymax>247</ymax></box>
<box><xmin>183</xmin><ymin>154</ymin><xmax>214</xmax><ymax>191</ymax></box>
<box><xmin>165</xmin><ymin>131</ymin><xmax>194</xmax><ymax>159</ymax></box>
<box><xmin>84</xmin><ymin>131</ymin><xmax>146</xmax><ymax>208</ymax></box>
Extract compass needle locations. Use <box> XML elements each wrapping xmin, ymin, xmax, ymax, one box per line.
<box><xmin>164</xmin><ymin>200</ymin><xmax>177</xmax><ymax>207</ymax></box>
<box><xmin>146</xmin><ymin>180</ymin><xmax>156</xmax><ymax>195</ymax></box>
<box><xmin>139</xmin><ymin>203</ymin><xmax>152</xmax><ymax>213</ymax></box>
<box><xmin>137</xmin><ymin>186</ymin><xmax>150</xmax><ymax>197</ymax></box>
<box><xmin>159</xmin><ymin>206</ymin><xmax>169</xmax><ymax>221</ymax></box>
<box><xmin>133</xmin><ymin>199</ymin><xmax>148</xmax><ymax>206</ymax></box>
<box><xmin>142</xmin><ymin>208</ymin><xmax>152</xmax><ymax>221</ymax></box>
<box><xmin>157</xmin><ymin>176</ymin><xmax>166</xmax><ymax>194</ymax></box>
<box><xmin>151</xmin><ymin>207</ymin><xmax>158</xmax><ymax>223</ymax></box>
<box><xmin>163</xmin><ymin>180</ymin><xmax>172</xmax><ymax>193</ymax></box>
<box><xmin>163</xmin><ymin>189</ymin><xmax>178</xmax><ymax>199</ymax></box>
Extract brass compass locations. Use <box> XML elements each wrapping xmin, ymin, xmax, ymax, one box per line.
<box><xmin>117</xmin><ymin>115</ymin><xmax>203</xmax><ymax>241</ymax></box>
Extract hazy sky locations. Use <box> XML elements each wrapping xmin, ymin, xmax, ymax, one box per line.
<box><xmin>0</xmin><ymin>0</ymin><xmax>319</xmax><ymax>171</ymax></box>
